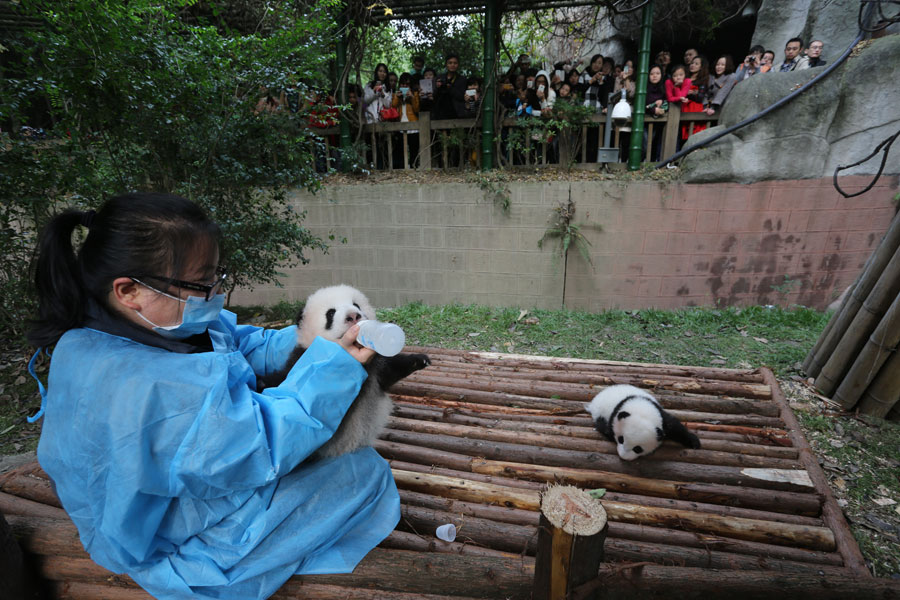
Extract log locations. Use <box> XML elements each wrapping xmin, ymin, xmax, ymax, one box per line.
<box><xmin>393</xmin><ymin>379</ymin><xmax>777</xmax><ymax>415</ymax></box>
<box><xmin>0</xmin><ymin>490</ymin><xmax>68</xmax><ymax>520</ymax></box>
<box><xmin>391</xmin><ymin>470</ymin><xmax>834</xmax><ymax>551</ymax></box>
<box><xmin>406</xmin><ymin>347</ymin><xmax>762</xmax><ymax>383</ymax></box>
<box><xmin>385</xmin><ymin>416</ymin><xmax>799</xmax><ymax>469</ymax></box>
<box><xmin>761</xmin><ymin>368</ymin><xmax>870</xmax><ymax>576</ymax></box>
<box><xmin>399</xmin><ymin>489</ymin><xmax>539</xmax><ymax>526</ymax></box>
<box><xmin>397</xmin><ymin>490</ymin><xmax>838</xmax><ymax>568</ymax></box>
<box><xmin>299</xmin><ymin>547</ymin><xmax>535</xmax><ymax>599</ymax></box>
<box><xmin>397</xmin><ymin>504</ymin><xmax>537</xmax><ymax>555</ymax></box>
<box><xmin>804</xmin><ymin>209</ymin><xmax>900</xmax><ymax>378</ymax></box>
<box><xmin>6</xmin><ymin>514</ymin><xmax>85</xmax><ymax>558</ymax></box>
<box><xmin>816</xmin><ymin>244</ymin><xmax>900</xmax><ymax>396</ymax></box>
<box><xmin>608</xmin><ymin>522</ymin><xmax>843</xmax><ymax>567</ymax></box>
<box><xmin>274</xmin><ymin>582</ymin><xmax>488</xmax><ymax>600</ymax></box>
<box><xmin>380</xmin><ymin>429</ymin><xmax>812</xmax><ymax>493</ymax></box>
<box><xmin>409</xmin><ymin>365</ymin><xmax>774</xmax><ymax>401</ymax></box>
<box><xmin>856</xmin><ymin>347</ymin><xmax>900</xmax><ymax>418</ymax></box>
<box><xmin>378</xmin><ymin>441</ymin><xmax>823</xmax><ymax>516</ymax></box>
<box><xmin>52</xmin><ymin>581</ymin><xmax>151</xmax><ymax>600</ymax></box>
<box><xmin>573</xmin><ymin>565</ymin><xmax>900</xmax><ymax>600</ymax></box>
<box><xmin>381</xmin><ymin>529</ymin><xmax>524</xmax><ymax>559</ymax></box>
<box><xmin>0</xmin><ymin>513</ymin><xmax>25</xmax><ymax>600</ymax></box>
<box><xmin>0</xmin><ymin>470</ymin><xmax>62</xmax><ymax>508</ymax></box>
<box><xmin>533</xmin><ymin>485</ymin><xmax>608</xmax><ymax>600</ymax></box>
<box><xmin>833</xmin><ymin>289</ymin><xmax>900</xmax><ymax>409</ymax></box>
<box><xmin>38</xmin><ymin>550</ymin><xmax>537</xmax><ymax>599</ymax></box>
<box><xmin>391</xmin><ymin>404</ymin><xmax>799</xmax><ymax>459</ymax></box>
<box><xmin>603</xmin><ymin>536</ymin><xmax>849</xmax><ymax>575</ymax></box>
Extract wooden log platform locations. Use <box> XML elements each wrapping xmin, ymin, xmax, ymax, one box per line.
<box><xmin>4</xmin><ymin>347</ymin><xmax>898</xmax><ymax>599</ymax></box>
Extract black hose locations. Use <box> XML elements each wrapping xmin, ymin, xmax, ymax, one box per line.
<box><xmin>654</xmin><ymin>0</ymin><xmax>876</xmax><ymax>169</ymax></box>
<box><xmin>832</xmin><ymin>128</ymin><xmax>900</xmax><ymax>198</ymax></box>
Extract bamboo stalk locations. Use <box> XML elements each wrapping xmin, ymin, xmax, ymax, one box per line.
<box><xmin>856</xmin><ymin>348</ymin><xmax>900</xmax><ymax>418</ymax></box>
<box><xmin>815</xmin><ymin>245</ymin><xmax>900</xmax><ymax>396</ymax></box>
<box><xmin>761</xmin><ymin>368</ymin><xmax>870</xmax><ymax>576</ymax></box>
<box><xmin>833</xmin><ymin>289</ymin><xmax>900</xmax><ymax>409</ymax></box>
<box><xmin>384</xmin><ymin>447</ymin><xmax>823</xmax><ymax>519</ymax></box>
<box><xmin>381</xmin><ymin>429</ymin><xmax>811</xmax><ymax>493</ymax></box>
<box><xmin>574</xmin><ymin>565</ymin><xmax>900</xmax><ymax>600</ymax></box>
<box><xmin>386</xmin><ymin>416</ymin><xmax>797</xmax><ymax>470</ymax></box>
<box><xmin>804</xmin><ymin>210</ymin><xmax>900</xmax><ymax>378</ymax></box>
<box><xmin>390</xmin><ymin>404</ymin><xmax>799</xmax><ymax>459</ymax></box>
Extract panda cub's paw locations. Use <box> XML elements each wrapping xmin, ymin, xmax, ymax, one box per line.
<box><xmin>409</xmin><ymin>353</ymin><xmax>431</xmax><ymax>371</ymax></box>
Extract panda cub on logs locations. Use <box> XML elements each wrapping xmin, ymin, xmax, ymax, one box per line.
<box><xmin>258</xmin><ymin>284</ymin><xmax>430</xmax><ymax>459</ymax></box>
<box><xmin>584</xmin><ymin>384</ymin><xmax>701</xmax><ymax>461</ymax></box>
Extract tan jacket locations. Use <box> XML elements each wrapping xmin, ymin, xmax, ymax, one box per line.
<box><xmin>392</xmin><ymin>91</ymin><xmax>420</xmax><ymax>122</ymax></box>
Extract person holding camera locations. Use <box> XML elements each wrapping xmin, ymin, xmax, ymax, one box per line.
<box><xmin>735</xmin><ymin>45</ymin><xmax>765</xmax><ymax>82</ymax></box>
<box><xmin>363</xmin><ymin>63</ymin><xmax>391</xmax><ymax>124</ymax></box>
<box><xmin>434</xmin><ymin>54</ymin><xmax>468</xmax><ymax>119</ymax></box>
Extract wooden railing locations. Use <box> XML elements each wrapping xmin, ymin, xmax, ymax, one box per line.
<box><xmin>317</xmin><ymin>107</ymin><xmax>718</xmax><ymax>171</ymax></box>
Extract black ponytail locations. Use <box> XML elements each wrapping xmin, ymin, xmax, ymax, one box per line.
<box><xmin>28</xmin><ymin>210</ymin><xmax>88</xmax><ymax>347</ymax></box>
<box><xmin>28</xmin><ymin>193</ymin><xmax>221</xmax><ymax>348</ymax></box>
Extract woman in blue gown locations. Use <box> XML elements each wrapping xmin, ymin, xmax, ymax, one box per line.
<box><xmin>27</xmin><ymin>193</ymin><xmax>400</xmax><ymax>599</ymax></box>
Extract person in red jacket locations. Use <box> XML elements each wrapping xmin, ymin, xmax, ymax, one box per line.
<box><xmin>665</xmin><ymin>65</ymin><xmax>691</xmax><ymax>149</ymax></box>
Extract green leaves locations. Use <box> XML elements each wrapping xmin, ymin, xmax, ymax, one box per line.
<box><xmin>0</xmin><ymin>1</ymin><xmax>343</xmax><ymax>336</ymax></box>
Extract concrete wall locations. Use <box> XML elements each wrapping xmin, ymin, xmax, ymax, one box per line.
<box><xmin>231</xmin><ymin>175</ymin><xmax>899</xmax><ymax>312</ymax></box>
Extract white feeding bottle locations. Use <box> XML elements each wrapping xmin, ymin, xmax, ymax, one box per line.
<box><xmin>356</xmin><ymin>320</ymin><xmax>405</xmax><ymax>356</ymax></box>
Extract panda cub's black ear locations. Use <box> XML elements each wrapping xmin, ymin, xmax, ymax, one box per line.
<box><xmin>656</xmin><ymin>427</ymin><xmax>665</xmax><ymax>441</ymax></box>
<box><xmin>616</xmin><ymin>411</ymin><xmax>630</xmax><ymax>421</ymax></box>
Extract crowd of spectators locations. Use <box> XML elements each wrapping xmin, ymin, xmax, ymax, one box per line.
<box><xmin>255</xmin><ymin>35</ymin><xmax>829</xmax><ymax>168</ymax></box>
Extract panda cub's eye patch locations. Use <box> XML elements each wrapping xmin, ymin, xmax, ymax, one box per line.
<box><xmin>617</xmin><ymin>436</ymin><xmax>624</xmax><ymax>444</ymax></box>
<box><xmin>633</xmin><ymin>446</ymin><xmax>643</xmax><ymax>454</ymax></box>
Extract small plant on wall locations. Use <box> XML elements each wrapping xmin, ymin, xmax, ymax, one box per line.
<box><xmin>538</xmin><ymin>198</ymin><xmax>597</xmax><ymax>265</ymax></box>
<box><xmin>538</xmin><ymin>197</ymin><xmax>600</xmax><ymax>303</ymax></box>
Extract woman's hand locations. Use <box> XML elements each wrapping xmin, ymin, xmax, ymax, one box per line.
<box><xmin>536</xmin><ymin>89</ymin><xmax>545</xmax><ymax>100</ymax></box>
<box><xmin>339</xmin><ymin>324</ymin><xmax>376</xmax><ymax>365</ymax></box>
<box><xmin>680</xmin><ymin>96</ymin><xmax>689</xmax><ymax>103</ymax></box>
<box><xmin>655</xmin><ymin>99</ymin><xmax>663</xmax><ymax>107</ymax></box>
<box><xmin>705</xmin><ymin>107</ymin><xmax>716</xmax><ymax>115</ymax></box>
<box><xmin>654</xmin><ymin>107</ymin><xmax>665</xmax><ymax>116</ymax></box>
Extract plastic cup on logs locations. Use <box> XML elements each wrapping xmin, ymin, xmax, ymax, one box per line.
<box><xmin>435</xmin><ymin>523</ymin><xmax>457</xmax><ymax>542</ymax></box>
<box><xmin>356</xmin><ymin>320</ymin><xmax>405</xmax><ymax>356</ymax></box>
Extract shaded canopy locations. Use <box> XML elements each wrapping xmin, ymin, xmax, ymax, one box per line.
<box><xmin>369</xmin><ymin>0</ymin><xmax>624</xmax><ymax>21</ymax></box>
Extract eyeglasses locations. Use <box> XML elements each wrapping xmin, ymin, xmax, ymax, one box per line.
<box><xmin>133</xmin><ymin>266</ymin><xmax>227</xmax><ymax>301</ymax></box>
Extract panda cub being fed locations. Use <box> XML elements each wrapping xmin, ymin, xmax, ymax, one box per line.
<box><xmin>258</xmin><ymin>284</ymin><xmax>430</xmax><ymax>459</ymax></box>
<box><xmin>584</xmin><ymin>384</ymin><xmax>701</xmax><ymax>460</ymax></box>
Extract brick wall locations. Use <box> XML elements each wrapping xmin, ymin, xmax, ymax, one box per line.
<box><xmin>230</xmin><ymin>175</ymin><xmax>898</xmax><ymax>312</ymax></box>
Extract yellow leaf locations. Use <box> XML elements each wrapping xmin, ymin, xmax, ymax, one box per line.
<box><xmin>384</xmin><ymin>7</ymin><xmax>393</xmax><ymax>15</ymax></box>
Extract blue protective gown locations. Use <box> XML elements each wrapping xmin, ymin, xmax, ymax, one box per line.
<box><xmin>35</xmin><ymin>310</ymin><xmax>401</xmax><ymax>600</ymax></box>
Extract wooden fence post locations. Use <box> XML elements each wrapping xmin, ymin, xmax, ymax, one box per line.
<box><xmin>661</xmin><ymin>105</ymin><xmax>681</xmax><ymax>161</ymax></box>
<box><xmin>533</xmin><ymin>485</ymin><xmax>608</xmax><ymax>600</ymax></box>
<box><xmin>418</xmin><ymin>112</ymin><xmax>431</xmax><ymax>171</ymax></box>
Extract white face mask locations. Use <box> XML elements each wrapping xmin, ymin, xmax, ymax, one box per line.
<box><xmin>132</xmin><ymin>279</ymin><xmax>225</xmax><ymax>340</ymax></box>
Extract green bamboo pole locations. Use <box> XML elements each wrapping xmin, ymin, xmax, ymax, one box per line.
<box><xmin>627</xmin><ymin>0</ymin><xmax>654</xmax><ymax>170</ymax></box>
<box><xmin>856</xmin><ymin>347</ymin><xmax>900</xmax><ymax>418</ymax></box>
<box><xmin>481</xmin><ymin>1</ymin><xmax>498</xmax><ymax>170</ymax></box>
<box><xmin>336</xmin><ymin>3</ymin><xmax>351</xmax><ymax>171</ymax></box>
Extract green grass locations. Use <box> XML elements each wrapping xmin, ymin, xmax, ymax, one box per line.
<box><xmin>795</xmin><ymin>405</ymin><xmax>900</xmax><ymax>578</ymax></box>
<box><xmin>379</xmin><ymin>302</ymin><xmax>828</xmax><ymax>374</ymax></box>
